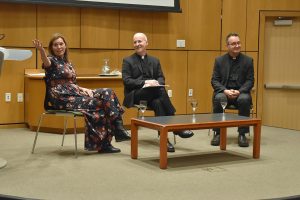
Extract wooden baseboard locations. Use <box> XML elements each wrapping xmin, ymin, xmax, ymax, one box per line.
<box><xmin>0</xmin><ymin>123</ymin><xmax>27</xmax><ymax>129</ymax></box>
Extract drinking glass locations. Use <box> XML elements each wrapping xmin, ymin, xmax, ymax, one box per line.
<box><xmin>102</xmin><ymin>58</ymin><xmax>110</xmax><ymax>74</ymax></box>
<box><xmin>139</xmin><ymin>100</ymin><xmax>147</xmax><ymax>118</ymax></box>
<box><xmin>190</xmin><ymin>99</ymin><xmax>198</xmax><ymax>115</ymax></box>
<box><xmin>220</xmin><ymin>98</ymin><xmax>227</xmax><ymax>113</ymax></box>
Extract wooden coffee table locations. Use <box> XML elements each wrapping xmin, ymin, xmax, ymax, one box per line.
<box><xmin>131</xmin><ymin>113</ymin><xmax>261</xmax><ymax>169</ymax></box>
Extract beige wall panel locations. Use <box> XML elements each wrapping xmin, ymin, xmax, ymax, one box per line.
<box><xmin>0</xmin><ymin>3</ymin><xmax>36</xmax><ymax>47</ymax></box>
<box><xmin>188</xmin><ymin>0</ymin><xmax>222</xmax><ymax>50</ymax></box>
<box><xmin>152</xmin><ymin>0</ymin><xmax>188</xmax><ymax>49</ymax></box>
<box><xmin>81</xmin><ymin>8</ymin><xmax>119</xmax><ymax>49</ymax></box>
<box><xmin>246</xmin><ymin>0</ymin><xmax>300</xmax><ymax>51</ymax></box>
<box><xmin>0</xmin><ymin>48</ymin><xmax>36</xmax><ymax>124</ymax></box>
<box><xmin>222</xmin><ymin>0</ymin><xmax>246</xmax><ymax>51</ymax></box>
<box><xmin>37</xmin><ymin>5</ymin><xmax>80</xmax><ymax>48</ymax></box>
<box><xmin>262</xmin><ymin>17</ymin><xmax>300</xmax><ymax>130</ymax></box>
<box><xmin>188</xmin><ymin>51</ymin><xmax>220</xmax><ymax>113</ymax></box>
<box><xmin>119</xmin><ymin>11</ymin><xmax>153</xmax><ymax>49</ymax></box>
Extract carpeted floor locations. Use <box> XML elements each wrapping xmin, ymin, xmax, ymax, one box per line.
<box><xmin>0</xmin><ymin>126</ymin><xmax>300</xmax><ymax>200</ymax></box>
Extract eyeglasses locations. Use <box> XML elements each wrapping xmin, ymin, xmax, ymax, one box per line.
<box><xmin>228</xmin><ymin>41</ymin><xmax>241</xmax><ymax>46</ymax></box>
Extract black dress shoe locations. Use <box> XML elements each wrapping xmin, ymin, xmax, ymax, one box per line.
<box><xmin>211</xmin><ymin>132</ymin><xmax>220</xmax><ymax>146</ymax></box>
<box><xmin>173</xmin><ymin>130</ymin><xmax>194</xmax><ymax>138</ymax></box>
<box><xmin>238</xmin><ymin>134</ymin><xmax>249</xmax><ymax>147</ymax></box>
<box><xmin>98</xmin><ymin>145</ymin><xmax>121</xmax><ymax>153</ymax></box>
<box><xmin>115</xmin><ymin>129</ymin><xmax>131</xmax><ymax>142</ymax></box>
<box><xmin>167</xmin><ymin>140</ymin><xmax>175</xmax><ymax>153</ymax></box>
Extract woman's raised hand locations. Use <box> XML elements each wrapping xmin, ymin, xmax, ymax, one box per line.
<box><xmin>32</xmin><ymin>39</ymin><xmax>51</xmax><ymax>67</ymax></box>
<box><xmin>32</xmin><ymin>39</ymin><xmax>44</xmax><ymax>51</ymax></box>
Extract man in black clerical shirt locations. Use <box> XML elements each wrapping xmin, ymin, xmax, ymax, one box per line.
<box><xmin>211</xmin><ymin>32</ymin><xmax>254</xmax><ymax>147</ymax></box>
<box><xmin>122</xmin><ymin>32</ymin><xmax>194</xmax><ymax>152</ymax></box>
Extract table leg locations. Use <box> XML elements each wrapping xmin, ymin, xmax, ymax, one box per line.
<box><xmin>220</xmin><ymin>127</ymin><xmax>227</xmax><ymax>150</ymax></box>
<box><xmin>159</xmin><ymin>128</ymin><xmax>168</xmax><ymax>169</ymax></box>
<box><xmin>253</xmin><ymin>122</ymin><xmax>261</xmax><ymax>159</ymax></box>
<box><xmin>131</xmin><ymin>121</ymin><xmax>138</xmax><ymax>159</ymax></box>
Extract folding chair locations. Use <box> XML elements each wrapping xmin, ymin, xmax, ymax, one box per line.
<box><xmin>31</xmin><ymin>79</ymin><xmax>84</xmax><ymax>158</ymax></box>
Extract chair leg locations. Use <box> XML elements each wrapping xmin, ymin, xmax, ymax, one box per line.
<box><xmin>248</xmin><ymin>107</ymin><xmax>254</xmax><ymax>137</ymax></box>
<box><xmin>73</xmin><ymin>116</ymin><xmax>78</xmax><ymax>158</ymax></box>
<box><xmin>32</xmin><ymin>113</ymin><xmax>44</xmax><ymax>154</ymax></box>
<box><xmin>61</xmin><ymin>117</ymin><xmax>68</xmax><ymax>147</ymax></box>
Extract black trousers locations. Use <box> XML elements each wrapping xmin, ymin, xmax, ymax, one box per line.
<box><xmin>213</xmin><ymin>92</ymin><xmax>252</xmax><ymax>134</ymax></box>
<box><xmin>134</xmin><ymin>87</ymin><xmax>176</xmax><ymax>116</ymax></box>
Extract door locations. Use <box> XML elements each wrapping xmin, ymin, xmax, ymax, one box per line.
<box><xmin>262</xmin><ymin>16</ymin><xmax>300</xmax><ymax>130</ymax></box>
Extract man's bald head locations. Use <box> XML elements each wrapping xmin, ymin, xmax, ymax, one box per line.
<box><xmin>133</xmin><ymin>32</ymin><xmax>147</xmax><ymax>42</ymax></box>
<box><xmin>133</xmin><ymin>32</ymin><xmax>148</xmax><ymax>56</ymax></box>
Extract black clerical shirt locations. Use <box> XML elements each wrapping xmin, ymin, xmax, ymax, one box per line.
<box><xmin>227</xmin><ymin>54</ymin><xmax>241</xmax><ymax>90</ymax></box>
<box><xmin>137</xmin><ymin>54</ymin><xmax>152</xmax><ymax>79</ymax></box>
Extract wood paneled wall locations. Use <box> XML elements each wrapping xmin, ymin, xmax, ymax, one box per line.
<box><xmin>188</xmin><ymin>0</ymin><xmax>221</xmax><ymax>50</ymax></box>
<box><xmin>222</xmin><ymin>0</ymin><xmax>247</xmax><ymax>51</ymax></box>
<box><xmin>37</xmin><ymin>5</ymin><xmax>81</xmax><ymax>48</ymax></box>
<box><xmin>0</xmin><ymin>3</ymin><xmax>36</xmax><ymax>47</ymax></box>
<box><xmin>81</xmin><ymin>8</ymin><xmax>119</xmax><ymax>49</ymax></box>
<box><xmin>246</xmin><ymin>0</ymin><xmax>300</xmax><ymax>51</ymax></box>
<box><xmin>1</xmin><ymin>0</ymin><xmax>300</xmax><ymax>125</ymax></box>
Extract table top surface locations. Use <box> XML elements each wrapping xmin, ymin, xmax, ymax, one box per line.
<box><xmin>133</xmin><ymin>113</ymin><xmax>259</xmax><ymax>126</ymax></box>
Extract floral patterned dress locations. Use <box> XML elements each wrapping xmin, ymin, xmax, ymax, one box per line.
<box><xmin>43</xmin><ymin>56</ymin><xmax>124</xmax><ymax>151</ymax></box>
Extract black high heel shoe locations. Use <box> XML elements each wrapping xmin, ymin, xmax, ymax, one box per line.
<box><xmin>114</xmin><ymin>120</ymin><xmax>131</xmax><ymax>142</ymax></box>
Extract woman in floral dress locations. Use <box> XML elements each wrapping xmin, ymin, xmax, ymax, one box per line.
<box><xmin>33</xmin><ymin>33</ymin><xmax>130</xmax><ymax>153</ymax></box>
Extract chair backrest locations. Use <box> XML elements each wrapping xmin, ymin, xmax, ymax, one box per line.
<box><xmin>43</xmin><ymin>78</ymin><xmax>56</xmax><ymax>110</ymax></box>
